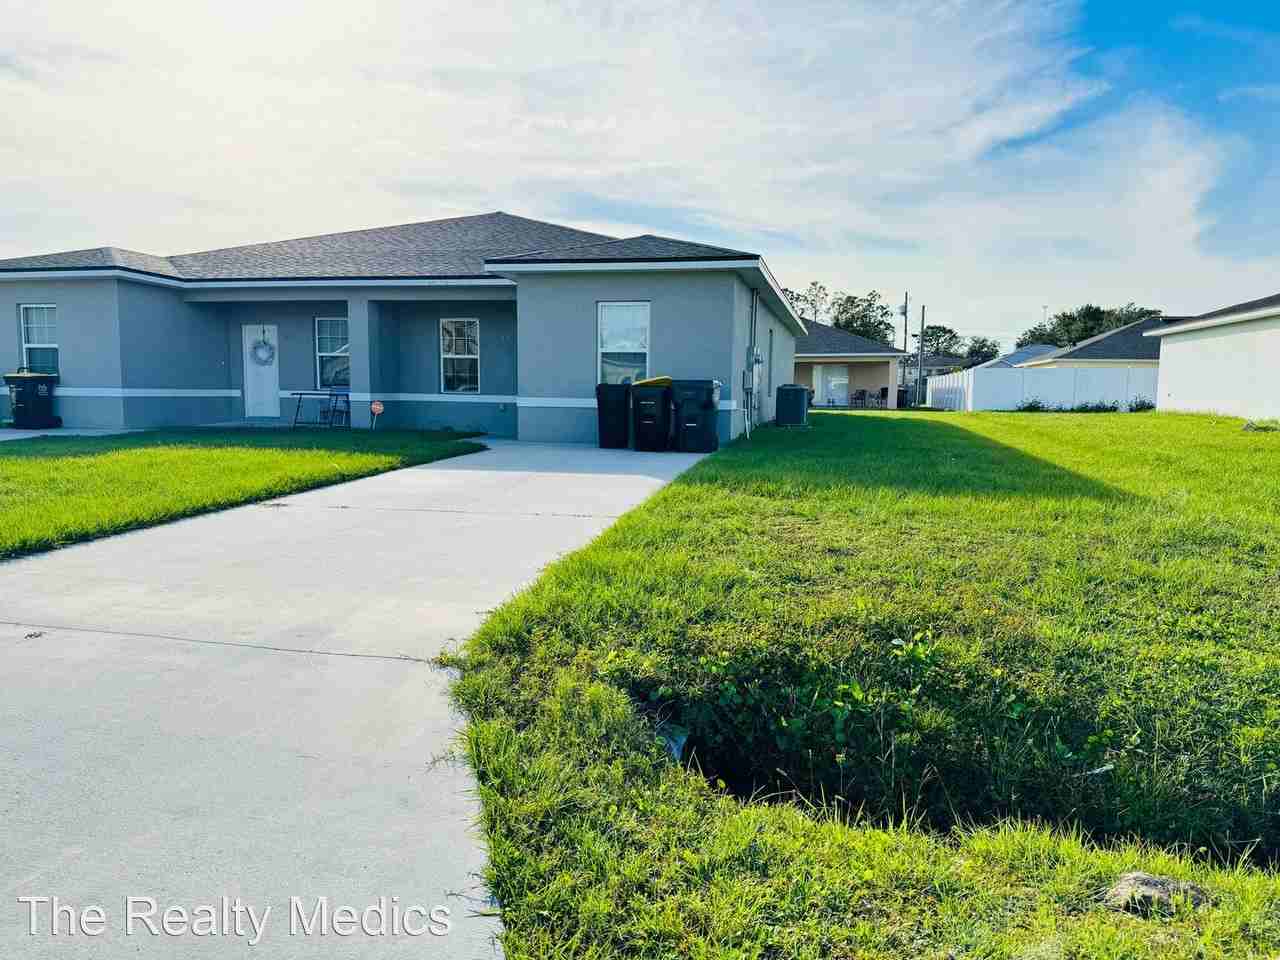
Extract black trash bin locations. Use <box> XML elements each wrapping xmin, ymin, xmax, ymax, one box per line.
<box><xmin>671</xmin><ymin>379</ymin><xmax>721</xmax><ymax>452</ymax></box>
<box><xmin>775</xmin><ymin>384</ymin><xmax>808</xmax><ymax>426</ymax></box>
<box><xmin>4</xmin><ymin>370</ymin><xmax>61</xmax><ymax>429</ymax></box>
<box><xmin>631</xmin><ymin>383</ymin><xmax>672</xmax><ymax>452</ymax></box>
<box><xmin>595</xmin><ymin>383</ymin><xmax>631</xmax><ymax>449</ymax></box>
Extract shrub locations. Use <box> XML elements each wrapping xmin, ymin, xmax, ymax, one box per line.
<box><xmin>1070</xmin><ymin>400</ymin><xmax>1120</xmax><ymax>413</ymax></box>
<box><xmin>1130</xmin><ymin>396</ymin><xmax>1156</xmax><ymax>412</ymax></box>
<box><xmin>1015</xmin><ymin>397</ymin><xmax>1051</xmax><ymax>412</ymax></box>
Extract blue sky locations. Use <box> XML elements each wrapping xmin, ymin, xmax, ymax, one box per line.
<box><xmin>1</xmin><ymin>1</ymin><xmax>1277</xmax><ymax>346</ymax></box>
<box><xmin>1073</xmin><ymin>6</ymin><xmax>1280</xmax><ymax>261</ymax></box>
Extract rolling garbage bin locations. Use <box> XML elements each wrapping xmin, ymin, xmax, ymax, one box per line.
<box><xmin>775</xmin><ymin>384</ymin><xmax>808</xmax><ymax>426</ymax></box>
<box><xmin>671</xmin><ymin>379</ymin><xmax>721</xmax><ymax>452</ymax></box>
<box><xmin>631</xmin><ymin>382</ymin><xmax>672</xmax><ymax>452</ymax></box>
<box><xmin>4</xmin><ymin>369</ymin><xmax>60</xmax><ymax>429</ymax></box>
<box><xmin>595</xmin><ymin>383</ymin><xmax>631</xmax><ymax>449</ymax></box>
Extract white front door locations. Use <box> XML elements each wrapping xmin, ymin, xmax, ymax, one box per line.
<box><xmin>242</xmin><ymin>324</ymin><xmax>281</xmax><ymax>418</ymax></box>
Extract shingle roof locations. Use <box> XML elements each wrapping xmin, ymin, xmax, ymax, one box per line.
<box><xmin>486</xmin><ymin>234</ymin><xmax>757</xmax><ymax>264</ymax></box>
<box><xmin>0</xmin><ymin>212</ymin><xmax>616</xmax><ymax>280</ymax></box>
<box><xmin>795</xmin><ymin>322</ymin><xmax>904</xmax><ymax>355</ymax></box>
<box><xmin>1020</xmin><ymin>316</ymin><xmax>1163</xmax><ymax>364</ymax></box>
<box><xmin>982</xmin><ymin>343</ymin><xmax>1056</xmax><ymax>367</ymax></box>
<box><xmin>1158</xmin><ymin>292</ymin><xmax>1280</xmax><ymax>331</ymax></box>
<box><xmin>0</xmin><ymin>246</ymin><xmax>182</xmax><ymax>278</ymax></box>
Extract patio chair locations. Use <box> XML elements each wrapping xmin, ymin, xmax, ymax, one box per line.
<box><xmin>852</xmin><ymin>389</ymin><xmax>867</xmax><ymax>409</ymax></box>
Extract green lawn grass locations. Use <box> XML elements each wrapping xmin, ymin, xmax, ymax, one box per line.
<box><xmin>0</xmin><ymin>428</ymin><xmax>484</xmax><ymax>558</ymax></box>
<box><xmin>450</xmin><ymin>411</ymin><xmax>1280</xmax><ymax>958</ymax></box>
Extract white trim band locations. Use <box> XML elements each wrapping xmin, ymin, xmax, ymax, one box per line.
<box><xmin>345</xmin><ymin>392</ymin><xmax>516</xmax><ymax>404</ymax></box>
<box><xmin>1144</xmin><ymin>305</ymin><xmax>1280</xmax><ymax>337</ymax></box>
<box><xmin>54</xmin><ymin>387</ymin><xmax>241</xmax><ymax>398</ymax></box>
<box><xmin>0</xmin><ymin>269</ymin><xmax>514</xmax><ymax>291</ymax></box>
<box><xmin>795</xmin><ymin>353</ymin><xmax>906</xmax><ymax>360</ymax></box>
<box><xmin>486</xmin><ymin>258</ymin><xmax>762</xmax><ymax>274</ymax></box>
<box><xmin>515</xmin><ymin>396</ymin><xmax>739</xmax><ymax>411</ymax></box>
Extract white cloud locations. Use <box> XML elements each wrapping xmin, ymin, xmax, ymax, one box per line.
<box><xmin>0</xmin><ymin>0</ymin><xmax>1270</xmax><ymax>344</ymax></box>
<box><xmin>1220</xmin><ymin>84</ymin><xmax>1280</xmax><ymax>103</ymax></box>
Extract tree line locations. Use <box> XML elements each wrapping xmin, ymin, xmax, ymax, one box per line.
<box><xmin>781</xmin><ymin>282</ymin><xmax>1002</xmax><ymax>366</ymax></box>
<box><xmin>783</xmin><ymin>280</ymin><xmax>1163</xmax><ymax>371</ymax></box>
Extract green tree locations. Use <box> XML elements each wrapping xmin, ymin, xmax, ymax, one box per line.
<box><xmin>783</xmin><ymin>281</ymin><xmax>831</xmax><ymax>325</ymax></box>
<box><xmin>963</xmin><ymin>336</ymin><xmax>1001</xmax><ymax>367</ymax></box>
<box><xmin>830</xmin><ymin>290</ymin><xmax>895</xmax><ymax>345</ymax></box>
<box><xmin>915</xmin><ymin>324</ymin><xmax>964</xmax><ymax>357</ymax></box>
<box><xmin>1016</xmin><ymin>303</ymin><xmax>1162</xmax><ymax>348</ymax></box>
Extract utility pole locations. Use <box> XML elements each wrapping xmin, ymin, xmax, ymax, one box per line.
<box><xmin>915</xmin><ymin>304</ymin><xmax>926</xmax><ymax>407</ymax></box>
<box><xmin>901</xmin><ymin>292</ymin><xmax>910</xmax><ymax>351</ymax></box>
<box><xmin>898</xmin><ymin>292</ymin><xmax>910</xmax><ymax>387</ymax></box>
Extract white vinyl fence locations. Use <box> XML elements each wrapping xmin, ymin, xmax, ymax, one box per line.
<box><xmin>926</xmin><ymin>366</ymin><xmax>1159</xmax><ymax>412</ymax></box>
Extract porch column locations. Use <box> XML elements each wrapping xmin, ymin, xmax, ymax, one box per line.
<box><xmin>887</xmin><ymin>358</ymin><xmax>899</xmax><ymax>408</ymax></box>
<box><xmin>348</xmin><ymin>296</ymin><xmax>376</xmax><ymax>428</ymax></box>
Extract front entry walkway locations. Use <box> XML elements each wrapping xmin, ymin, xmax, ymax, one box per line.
<box><xmin>0</xmin><ymin>441</ymin><xmax>704</xmax><ymax>958</ymax></box>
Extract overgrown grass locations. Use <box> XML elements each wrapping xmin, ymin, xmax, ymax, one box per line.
<box><xmin>0</xmin><ymin>428</ymin><xmax>484</xmax><ymax>558</ymax></box>
<box><xmin>450</xmin><ymin>411</ymin><xmax>1280</xmax><ymax>957</ymax></box>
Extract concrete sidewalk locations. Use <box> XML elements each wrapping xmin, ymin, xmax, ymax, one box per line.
<box><xmin>0</xmin><ymin>440</ymin><xmax>703</xmax><ymax>958</ymax></box>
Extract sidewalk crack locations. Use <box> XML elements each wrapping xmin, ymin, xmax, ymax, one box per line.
<box><xmin>0</xmin><ymin>619</ymin><xmax>434</xmax><ymax>664</ymax></box>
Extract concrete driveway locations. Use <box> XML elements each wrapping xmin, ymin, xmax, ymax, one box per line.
<box><xmin>0</xmin><ymin>440</ymin><xmax>703</xmax><ymax>958</ymax></box>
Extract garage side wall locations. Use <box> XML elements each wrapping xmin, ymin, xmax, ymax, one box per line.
<box><xmin>0</xmin><ymin>278</ymin><xmax>124</xmax><ymax>427</ymax></box>
<box><xmin>515</xmin><ymin>271</ymin><xmax>737</xmax><ymax>443</ymax></box>
<box><xmin>1157</xmin><ymin>318</ymin><xmax>1280</xmax><ymax>419</ymax></box>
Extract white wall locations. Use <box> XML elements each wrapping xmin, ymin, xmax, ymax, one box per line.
<box><xmin>927</xmin><ymin>365</ymin><xmax>1159</xmax><ymax>411</ymax></box>
<box><xmin>1157</xmin><ymin>316</ymin><xmax>1280</xmax><ymax>419</ymax></box>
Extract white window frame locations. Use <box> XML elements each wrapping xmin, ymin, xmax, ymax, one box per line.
<box><xmin>19</xmin><ymin>304</ymin><xmax>58</xmax><ymax>373</ymax></box>
<box><xmin>597</xmin><ymin>301</ymin><xmax>650</xmax><ymax>385</ymax></box>
<box><xmin>313</xmin><ymin>316</ymin><xmax>350</xmax><ymax>390</ymax></box>
<box><xmin>439</xmin><ymin>317</ymin><xmax>480</xmax><ymax>393</ymax></box>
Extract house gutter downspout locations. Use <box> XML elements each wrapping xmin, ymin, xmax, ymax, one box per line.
<box><xmin>745</xmin><ymin>288</ymin><xmax>759</xmax><ymax>438</ymax></box>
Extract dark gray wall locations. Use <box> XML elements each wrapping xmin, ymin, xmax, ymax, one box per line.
<box><xmin>220</xmin><ymin>301</ymin><xmax>347</xmax><ymax>413</ymax></box>
<box><xmin>119</xmin><ymin>282</ymin><xmax>229</xmax><ymax>388</ymax></box>
<box><xmin>391</xmin><ymin>400</ymin><xmax>516</xmax><ymax>437</ymax></box>
<box><xmin>392</xmin><ymin>300</ymin><xmax>517</xmax><ymax>396</ymax></box>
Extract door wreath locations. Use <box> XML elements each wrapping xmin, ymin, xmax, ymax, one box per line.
<box><xmin>250</xmin><ymin>338</ymin><xmax>276</xmax><ymax>366</ymax></box>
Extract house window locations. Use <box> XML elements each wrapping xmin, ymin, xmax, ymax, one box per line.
<box><xmin>598</xmin><ymin>301</ymin><xmax>649</xmax><ymax>384</ymax></box>
<box><xmin>20</xmin><ymin>304</ymin><xmax>58</xmax><ymax>374</ymax></box>
<box><xmin>314</xmin><ymin>317</ymin><xmax>350</xmax><ymax>388</ymax></box>
<box><xmin>440</xmin><ymin>318</ymin><xmax>480</xmax><ymax>393</ymax></box>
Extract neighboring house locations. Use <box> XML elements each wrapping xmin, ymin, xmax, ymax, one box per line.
<box><xmin>977</xmin><ymin>343</ymin><xmax>1056</xmax><ymax>368</ymax></box>
<box><xmin>792</xmin><ymin>323</ymin><xmax>905</xmax><ymax>407</ymax></box>
<box><xmin>927</xmin><ymin>319</ymin><xmax>1162</xmax><ymax>412</ymax></box>
<box><xmin>1016</xmin><ymin>315</ymin><xmax>1163</xmax><ymax>368</ymax></box>
<box><xmin>1145</xmin><ymin>293</ymin><xmax>1280</xmax><ymax>419</ymax></box>
<box><xmin>0</xmin><ymin>212</ymin><xmax>803</xmax><ymax>442</ymax></box>
<box><xmin>899</xmin><ymin>352</ymin><xmax>968</xmax><ymax>385</ymax></box>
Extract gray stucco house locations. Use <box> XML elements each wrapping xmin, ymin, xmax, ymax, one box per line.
<box><xmin>0</xmin><ymin>212</ymin><xmax>803</xmax><ymax>442</ymax></box>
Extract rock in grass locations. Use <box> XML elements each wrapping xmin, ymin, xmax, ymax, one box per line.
<box><xmin>1103</xmin><ymin>872</ymin><xmax>1211</xmax><ymax>916</ymax></box>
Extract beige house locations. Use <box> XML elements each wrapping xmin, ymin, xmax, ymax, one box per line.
<box><xmin>793</xmin><ymin>323</ymin><xmax>905</xmax><ymax>408</ymax></box>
